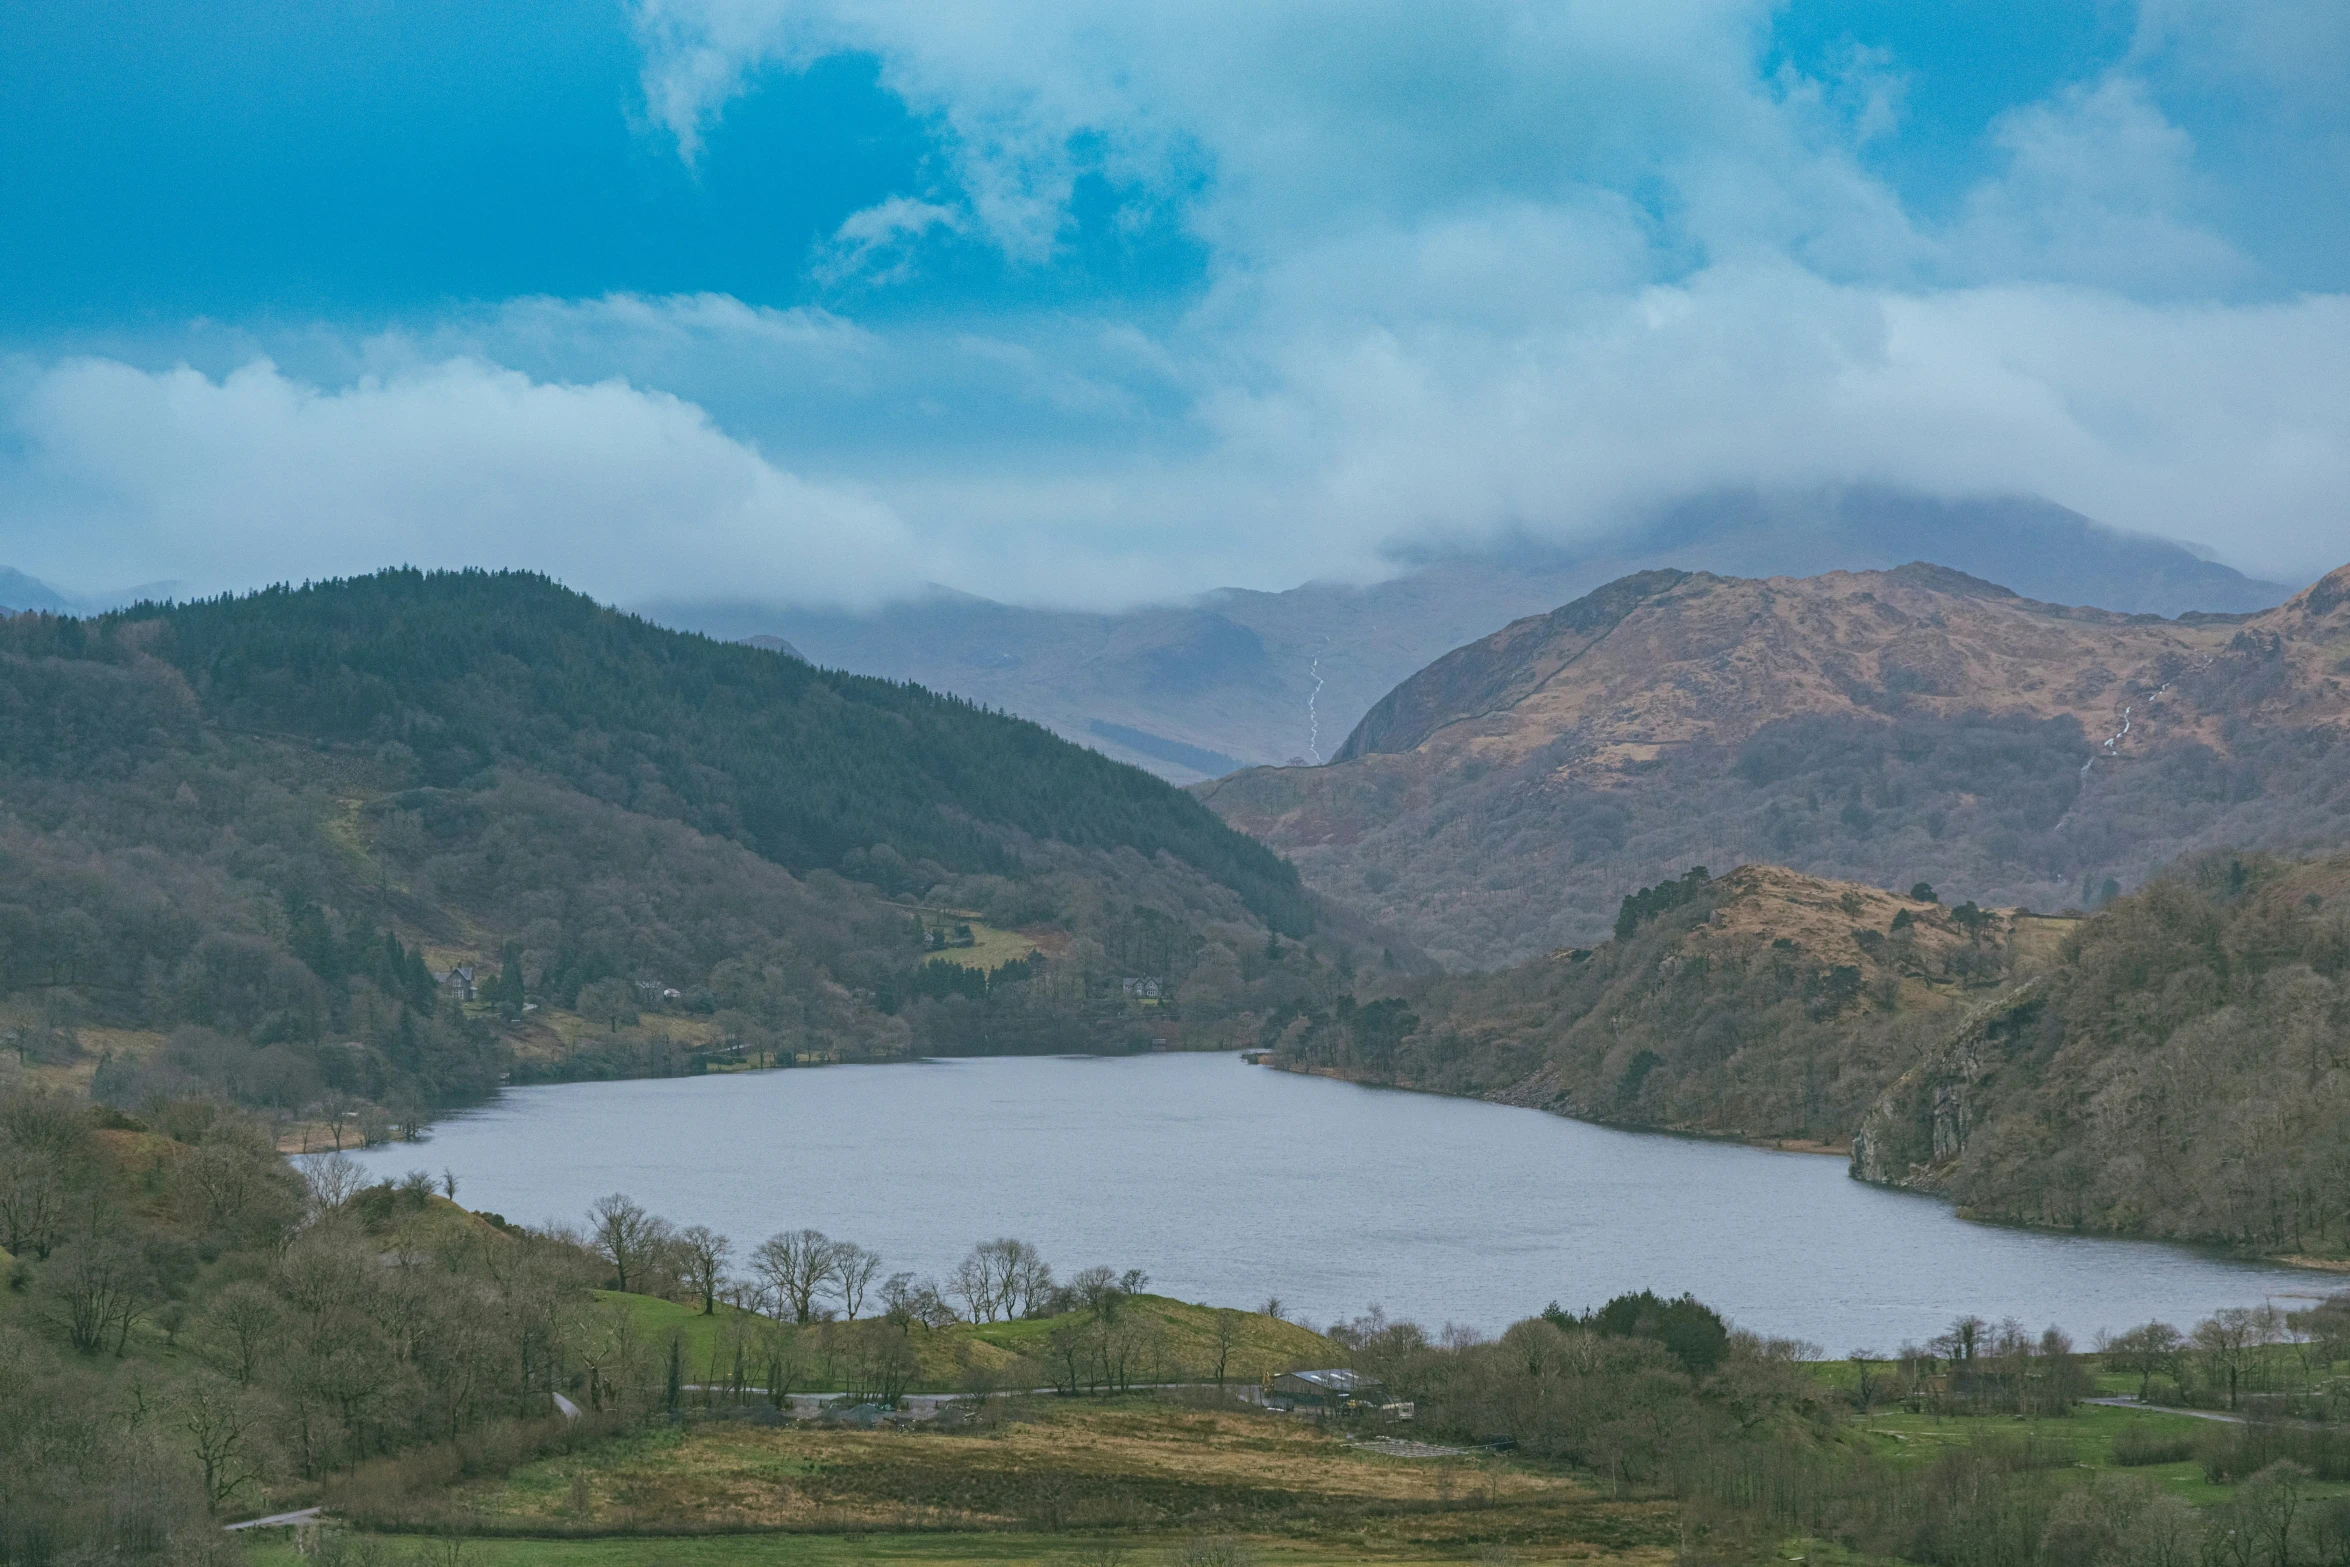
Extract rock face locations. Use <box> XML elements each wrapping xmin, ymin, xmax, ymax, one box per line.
<box><xmin>1202</xmin><ymin>562</ymin><xmax>2350</xmax><ymax>968</ymax></box>
<box><xmin>1848</xmin><ymin>982</ymin><xmax>2048</xmax><ymax>1189</ymax></box>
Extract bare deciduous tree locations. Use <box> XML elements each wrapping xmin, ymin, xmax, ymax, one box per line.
<box><xmin>575</xmin><ymin>978</ymin><xmax>638</xmax><ymax>1034</ymax></box>
<box><xmin>296</xmin><ymin>1150</ymin><xmax>366</xmax><ymax>1216</ymax></box>
<box><xmin>179</xmin><ymin>1371</ymin><xmax>264</xmax><ymax>1514</ymax></box>
<box><xmin>677</xmin><ymin>1225</ymin><xmax>732</xmax><ymax>1316</ymax></box>
<box><xmin>2195</xmin><ymin>1307</ymin><xmax>2266</xmax><ymax>1411</ymax></box>
<box><xmin>1210</xmin><ymin>1307</ymin><xmax>1245</xmax><ymax>1386</ymax></box>
<box><xmin>586</xmin><ymin>1193</ymin><xmax>669</xmax><ymax>1295</ymax></box>
<box><xmin>829</xmin><ymin>1241</ymin><xmax>880</xmax><ymax>1320</ymax></box>
<box><xmin>42</xmin><ymin>1230</ymin><xmax>157</xmax><ymax>1355</ymax></box>
<box><xmin>753</xmin><ymin>1228</ymin><xmax>835</xmax><ymax>1324</ymax></box>
<box><xmin>950</xmin><ymin>1249</ymin><xmax>993</xmax><ymax>1323</ymax></box>
<box><xmin>203</xmin><ymin>1281</ymin><xmax>284</xmax><ymax>1385</ymax></box>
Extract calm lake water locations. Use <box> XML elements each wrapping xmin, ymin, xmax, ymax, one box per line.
<box><xmin>346</xmin><ymin>1052</ymin><xmax>2330</xmax><ymax>1349</ymax></box>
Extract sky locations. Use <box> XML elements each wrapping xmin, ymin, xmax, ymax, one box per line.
<box><xmin>2</xmin><ymin>0</ymin><xmax>2346</xmax><ymax>609</ymax></box>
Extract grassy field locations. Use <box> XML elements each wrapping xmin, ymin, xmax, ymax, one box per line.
<box><xmin>1840</xmin><ymin>1402</ymin><xmax>2256</xmax><ymax>1504</ymax></box>
<box><xmin>262</xmin><ymin>1396</ymin><xmax>1672</xmax><ymax>1564</ymax></box>
<box><xmin>245</xmin><ymin>1532</ymin><xmax>1669</xmax><ymax>1565</ymax></box>
<box><xmin>909</xmin><ymin>909</ymin><xmax>1040</xmax><ymax>973</ymax></box>
<box><xmin>596</xmin><ymin>1291</ymin><xmax>1342</xmax><ymax>1394</ymax></box>
<box><xmin>232</xmin><ymin>1375</ymin><xmax>2350</xmax><ymax>1566</ymax></box>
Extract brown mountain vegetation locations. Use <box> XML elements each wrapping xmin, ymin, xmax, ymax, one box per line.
<box><xmin>1204</xmin><ymin>560</ymin><xmax>2350</xmax><ymax>969</ymax></box>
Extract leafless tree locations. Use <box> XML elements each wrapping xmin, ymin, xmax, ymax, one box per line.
<box><xmin>575</xmin><ymin>978</ymin><xmax>638</xmax><ymax>1034</ymax></box>
<box><xmin>203</xmin><ymin>1281</ymin><xmax>285</xmax><ymax>1384</ymax></box>
<box><xmin>1210</xmin><ymin>1307</ymin><xmax>1245</xmax><ymax>1385</ymax></box>
<box><xmin>675</xmin><ymin>1225</ymin><xmax>732</xmax><ymax>1316</ymax></box>
<box><xmin>829</xmin><ymin>1241</ymin><xmax>880</xmax><ymax>1319</ymax></box>
<box><xmin>753</xmin><ymin>1228</ymin><xmax>835</xmax><ymax>1323</ymax></box>
<box><xmin>2102</xmin><ymin>1320</ymin><xmax>2184</xmax><ymax>1401</ymax></box>
<box><xmin>1070</xmin><ymin>1265</ymin><xmax>1122</xmax><ymax>1319</ymax></box>
<box><xmin>42</xmin><ymin>1231</ymin><xmax>156</xmax><ymax>1355</ymax></box>
<box><xmin>2195</xmin><ymin>1307</ymin><xmax>2264</xmax><ymax>1410</ymax></box>
<box><xmin>586</xmin><ymin>1193</ymin><xmax>670</xmax><ymax>1295</ymax></box>
<box><xmin>179</xmin><ymin>1371</ymin><xmax>264</xmax><ymax>1514</ymax></box>
<box><xmin>878</xmin><ymin>1271</ymin><xmax>921</xmax><ymax>1326</ymax></box>
<box><xmin>951</xmin><ymin>1249</ymin><xmax>994</xmax><ymax>1322</ymax></box>
<box><xmin>962</xmin><ymin>1237</ymin><xmax>1051</xmax><ymax>1320</ymax></box>
<box><xmin>1004</xmin><ymin>1241</ymin><xmax>1054</xmax><ymax>1318</ymax></box>
<box><xmin>296</xmin><ymin>1150</ymin><xmax>366</xmax><ymax>1217</ymax></box>
<box><xmin>1847</xmin><ymin>1349</ymin><xmax>1881</xmax><ymax>1412</ymax></box>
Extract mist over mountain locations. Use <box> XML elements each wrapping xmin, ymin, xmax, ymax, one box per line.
<box><xmin>645</xmin><ymin>490</ymin><xmax>2294</xmax><ymax>785</ymax></box>
<box><xmin>0</xmin><ymin>566</ymin><xmax>76</xmax><ymax>615</ymax></box>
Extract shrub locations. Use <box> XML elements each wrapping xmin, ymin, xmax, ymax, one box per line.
<box><xmin>2108</xmin><ymin>1422</ymin><xmax>2196</xmax><ymax>1467</ymax></box>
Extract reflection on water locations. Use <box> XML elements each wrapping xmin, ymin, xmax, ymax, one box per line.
<box><xmin>346</xmin><ymin>1052</ymin><xmax>2329</xmax><ymax>1347</ymax></box>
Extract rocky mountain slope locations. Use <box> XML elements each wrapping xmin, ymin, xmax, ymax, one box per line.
<box><xmin>1203</xmin><ymin>561</ymin><xmax>2350</xmax><ymax>968</ymax></box>
<box><xmin>644</xmin><ymin>490</ymin><xmax>2293</xmax><ymax>784</ymax></box>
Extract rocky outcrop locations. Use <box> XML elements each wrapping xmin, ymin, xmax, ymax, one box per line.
<box><xmin>1850</xmin><ymin>980</ymin><xmax>2047</xmax><ymax>1190</ymax></box>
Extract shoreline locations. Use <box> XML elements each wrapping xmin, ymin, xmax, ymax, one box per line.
<box><xmin>1248</xmin><ymin>1057</ymin><xmax>2346</xmax><ymax>1279</ymax></box>
<box><xmin>1251</xmin><ymin>1057</ymin><xmax>1853</xmax><ymax>1157</ymax></box>
<box><xmin>277</xmin><ymin>1040</ymin><xmax>1242</xmax><ymax>1154</ymax></box>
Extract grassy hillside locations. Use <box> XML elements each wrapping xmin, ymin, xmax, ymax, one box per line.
<box><xmin>0</xmin><ymin>571</ymin><xmax>1378</xmax><ymax>1131</ymax></box>
<box><xmin>595</xmin><ymin>1289</ymin><xmax>1338</xmax><ymax>1395</ymax></box>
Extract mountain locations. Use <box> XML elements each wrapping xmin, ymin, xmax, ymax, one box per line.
<box><xmin>1261</xmin><ymin>852</ymin><xmax>2350</xmax><ymax>1258</ymax></box>
<box><xmin>642</xmin><ymin>490</ymin><xmax>2297</xmax><ymax>784</ymax></box>
<box><xmin>0</xmin><ymin>570</ymin><xmax>1382</xmax><ymax>1127</ymax></box>
<box><xmin>1201</xmin><ymin>560</ymin><xmax>2350</xmax><ymax>969</ymax></box>
<box><xmin>0</xmin><ymin>566</ymin><xmax>77</xmax><ymax>615</ymax></box>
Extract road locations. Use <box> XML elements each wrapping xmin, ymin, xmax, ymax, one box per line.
<box><xmin>2084</xmin><ymin>1396</ymin><xmax>2285</xmax><ymax>1426</ymax></box>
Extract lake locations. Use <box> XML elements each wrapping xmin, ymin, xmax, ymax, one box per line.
<box><xmin>345</xmin><ymin>1051</ymin><xmax>2331</xmax><ymax>1349</ymax></box>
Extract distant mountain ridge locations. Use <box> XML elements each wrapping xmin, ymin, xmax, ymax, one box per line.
<box><xmin>643</xmin><ymin>489</ymin><xmax>2296</xmax><ymax>784</ymax></box>
<box><xmin>1202</xmin><ymin>559</ymin><xmax>2350</xmax><ymax>968</ymax></box>
<box><xmin>0</xmin><ymin>566</ymin><xmax>77</xmax><ymax>615</ymax></box>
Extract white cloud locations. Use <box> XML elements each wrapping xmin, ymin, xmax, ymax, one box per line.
<box><xmin>629</xmin><ymin>0</ymin><xmax>1921</xmax><ymax>276</ymax></box>
<box><xmin>813</xmin><ymin>197</ymin><xmax>966</xmax><ymax>287</ymax></box>
<box><xmin>2</xmin><ymin>355</ymin><xmax>920</xmax><ymax>606</ymax></box>
<box><xmin>9</xmin><ymin>267</ymin><xmax>2347</xmax><ymax>612</ymax></box>
<box><xmin>9</xmin><ymin>6</ymin><xmax>2347</xmax><ymax>611</ymax></box>
<box><xmin>1949</xmin><ymin>76</ymin><xmax>2245</xmax><ymax>294</ymax></box>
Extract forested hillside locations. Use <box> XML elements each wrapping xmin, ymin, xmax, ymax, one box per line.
<box><xmin>1205</xmin><ymin>560</ymin><xmax>2350</xmax><ymax>968</ymax></box>
<box><xmin>1264</xmin><ymin>864</ymin><xmax>2046</xmax><ymax>1144</ymax></box>
<box><xmin>0</xmin><ymin>571</ymin><xmax>1368</xmax><ymax>1134</ymax></box>
<box><xmin>1264</xmin><ymin>854</ymin><xmax>2350</xmax><ymax>1257</ymax></box>
<box><xmin>1855</xmin><ymin>851</ymin><xmax>2350</xmax><ymax>1253</ymax></box>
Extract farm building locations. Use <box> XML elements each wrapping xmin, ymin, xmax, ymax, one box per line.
<box><xmin>1264</xmin><ymin>1368</ymin><xmax>1387</xmax><ymax>1411</ymax></box>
